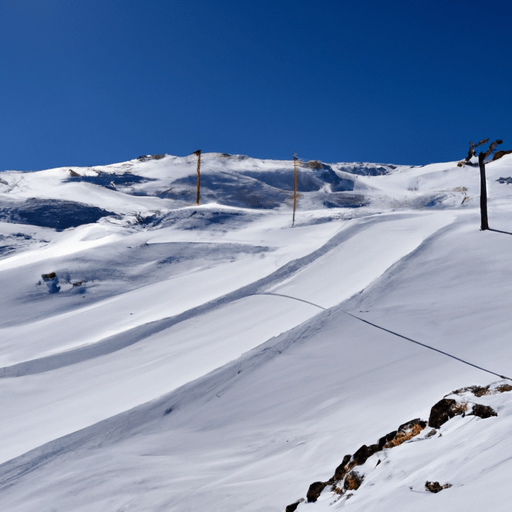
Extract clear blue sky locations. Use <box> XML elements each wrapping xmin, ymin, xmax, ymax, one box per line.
<box><xmin>1</xmin><ymin>0</ymin><xmax>511</xmax><ymax>170</ymax></box>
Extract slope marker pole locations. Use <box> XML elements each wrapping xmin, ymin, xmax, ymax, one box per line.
<box><xmin>193</xmin><ymin>150</ymin><xmax>201</xmax><ymax>205</ymax></box>
<box><xmin>292</xmin><ymin>152</ymin><xmax>298</xmax><ymax>226</ymax></box>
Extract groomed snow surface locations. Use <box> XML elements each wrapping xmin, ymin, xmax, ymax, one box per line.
<box><xmin>1</xmin><ymin>153</ymin><xmax>512</xmax><ymax>511</ymax></box>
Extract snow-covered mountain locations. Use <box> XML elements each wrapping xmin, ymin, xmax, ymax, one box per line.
<box><xmin>1</xmin><ymin>152</ymin><xmax>512</xmax><ymax>511</ymax></box>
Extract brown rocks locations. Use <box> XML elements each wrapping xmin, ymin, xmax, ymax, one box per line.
<box><xmin>378</xmin><ymin>431</ymin><xmax>397</xmax><ymax>450</ymax></box>
<box><xmin>286</xmin><ymin>383</ymin><xmax>508</xmax><ymax>510</ymax></box>
<box><xmin>344</xmin><ymin>471</ymin><xmax>364</xmax><ymax>491</ymax></box>
<box><xmin>471</xmin><ymin>404</ymin><xmax>497</xmax><ymax>419</ymax></box>
<box><xmin>425</xmin><ymin>481</ymin><xmax>452</xmax><ymax>493</ymax></box>
<box><xmin>332</xmin><ymin>454</ymin><xmax>351</xmax><ymax>481</ymax></box>
<box><xmin>384</xmin><ymin>419</ymin><xmax>426</xmax><ymax>448</ymax></box>
<box><xmin>428</xmin><ymin>399</ymin><xmax>460</xmax><ymax>428</ymax></box>
<box><xmin>306</xmin><ymin>481</ymin><xmax>327</xmax><ymax>503</ymax></box>
<box><xmin>352</xmin><ymin>444</ymin><xmax>379</xmax><ymax>466</ymax></box>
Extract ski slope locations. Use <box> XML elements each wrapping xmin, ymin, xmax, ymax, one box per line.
<box><xmin>1</xmin><ymin>153</ymin><xmax>512</xmax><ymax>511</ymax></box>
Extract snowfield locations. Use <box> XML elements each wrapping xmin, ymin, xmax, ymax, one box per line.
<box><xmin>1</xmin><ymin>152</ymin><xmax>512</xmax><ymax>511</ymax></box>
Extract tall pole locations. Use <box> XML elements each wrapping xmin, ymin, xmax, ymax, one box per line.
<box><xmin>478</xmin><ymin>152</ymin><xmax>489</xmax><ymax>231</ymax></box>
<box><xmin>194</xmin><ymin>150</ymin><xmax>201</xmax><ymax>205</ymax></box>
<box><xmin>292</xmin><ymin>152</ymin><xmax>298</xmax><ymax>227</ymax></box>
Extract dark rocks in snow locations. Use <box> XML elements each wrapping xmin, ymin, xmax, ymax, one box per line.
<box><xmin>353</xmin><ymin>443</ymin><xmax>380</xmax><ymax>466</ymax></box>
<box><xmin>453</xmin><ymin>385</ymin><xmax>490</xmax><ymax>397</ymax></box>
<box><xmin>331</xmin><ymin>454</ymin><xmax>352</xmax><ymax>482</ymax></box>
<box><xmin>288</xmin><ymin>385</ymin><xmax>506</xmax><ymax>510</ymax></box>
<box><xmin>384</xmin><ymin>419</ymin><xmax>426</xmax><ymax>448</ymax></box>
<box><xmin>306</xmin><ymin>481</ymin><xmax>327</xmax><ymax>503</ymax></box>
<box><xmin>425</xmin><ymin>481</ymin><xmax>452</xmax><ymax>493</ymax></box>
<box><xmin>398</xmin><ymin>418</ymin><xmax>426</xmax><ymax>432</ymax></box>
<box><xmin>428</xmin><ymin>398</ymin><xmax>460</xmax><ymax>428</ymax></box>
<box><xmin>378</xmin><ymin>430</ymin><xmax>398</xmax><ymax>450</ymax></box>
<box><xmin>453</xmin><ymin>383</ymin><xmax>512</xmax><ymax>397</ymax></box>
<box><xmin>471</xmin><ymin>404</ymin><xmax>497</xmax><ymax>419</ymax></box>
<box><xmin>352</xmin><ymin>445</ymin><xmax>370</xmax><ymax>466</ymax></box>
<box><xmin>344</xmin><ymin>471</ymin><xmax>364</xmax><ymax>491</ymax></box>
<box><xmin>322</xmin><ymin>420</ymin><xmax>426</xmax><ymax>500</ymax></box>
<box><xmin>285</xmin><ymin>499</ymin><xmax>304</xmax><ymax>512</ymax></box>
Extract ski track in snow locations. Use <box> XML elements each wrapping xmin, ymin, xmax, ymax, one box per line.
<box><xmin>0</xmin><ymin>212</ymin><xmax>446</xmax><ymax>378</ymax></box>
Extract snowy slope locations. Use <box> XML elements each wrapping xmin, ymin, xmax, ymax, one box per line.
<box><xmin>1</xmin><ymin>152</ymin><xmax>512</xmax><ymax>511</ymax></box>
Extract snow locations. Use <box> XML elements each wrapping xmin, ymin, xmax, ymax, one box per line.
<box><xmin>1</xmin><ymin>152</ymin><xmax>512</xmax><ymax>511</ymax></box>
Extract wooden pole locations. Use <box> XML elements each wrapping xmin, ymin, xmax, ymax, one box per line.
<box><xmin>292</xmin><ymin>152</ymin><xmax>298</xmax><ymax>226</ymax></box>
<box><xmin>478</xmin><ymin>152</ymin><xmax>489</xmax><ymax>230</ymax></box>
<box><xmin>193</xmin><ymin>150</ymin><xmax>201</xmax><ymax>205</ymax></box>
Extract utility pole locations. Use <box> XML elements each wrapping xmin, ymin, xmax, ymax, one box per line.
<box><xmin>292</xmin><ymin>152</ymin><xmax>298</xmax><ymax>226</ymax></box>
<box><xmin>458</xmin><ymin>139</ymin><xmax>505</xmax><ymax>231</ymax></box>
<box><xmin>478</xmin><ymin>152</ymin><xmax>489</xmax><ymax>231</ymax></box>
<box><xmin>193</xmin><ymin>150</ymin><xmax>201</xmax><ymax>205</ymax></box>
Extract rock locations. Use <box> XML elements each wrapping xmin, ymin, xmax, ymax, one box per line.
<box><xmin>384</xmin><ymin>419</ymin><xmax>426</xmax><ymax>448</ymax></box>
<box><xmin>285</xmin><ymin>499</ymin><xmax>304</xmax><ymax>512</ymax></box>
<box><xmin>425</xmin><ymin>481</ymin><xmax>443</xmax><ymax>493</ymax></box>
<box><xmin>471</xmin><ymin>404</ymin><xmax>497</xmax><ymax>419</ymax></box>
<box><xmin>352</xmin><ymin>445</ymin><xmax>370</xmax><ymax>465</ymax></box>
<box><xmin>332</xmin><ymin>454</ymin><xmax>351</xmax><ymax>481</ymax></box>
<box><xmin>398</xmin><ymin>418</ymin><xmax>426</xmax><ymax>432</ymax></box>
<box><xmin>378</xmin><ymin>430</ymin><xmax>397</xmax><ymax>450</ymax></box>
<box><xmin>454</xmin><ymin>385</ymin><xmax>490</xmax><ymax>397</ymax></box>
<box><xmin>306</xmin><ymin>481</ymin><xmax>326</xmax><ymax>503</ymax></box>
<box><xmin>425</xmin><ymin>481</ymin><xmax>452</xmax><ymax>493</ymax></box>
<box><xmin>428</xmin><ymin>399</ymin><xmax>459</xmax><ymax>428</ymax></box>
<box><xmin>344</xmin><ymin>471</ymin><xmax>364</xmax><ymax>491</ymax></box>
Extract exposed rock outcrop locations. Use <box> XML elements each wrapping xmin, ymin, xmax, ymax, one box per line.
<box><xmin>285</xmin><ymin>382</ymin><xmax>507</xmax><ymax>510</ymax></box>
<box><xmin>425</xmin><ymin>481</ymin><xmax>452</xmax><ymax>493</ymax></box>
<box><xmin>471</xmin><ymin>404</ymin><xmax>497</xmax><ymax>419</ymax></box>
<box><xmin>428</xmin><ymin>398</ymin><xmax>461</xmax><ymax>428</ymax></box>
<box><xmin>306</xmin><ymin>482</ymin><xmax>326</xmax><ymax>503</ymax></box>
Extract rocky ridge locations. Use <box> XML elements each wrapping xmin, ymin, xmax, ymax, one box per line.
<box><xmin>286</xmin><ymin>381</ymin><xmax>511</xmax><ymax>511</ymax></box>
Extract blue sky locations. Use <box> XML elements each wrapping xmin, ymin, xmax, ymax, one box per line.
<box><xmin>1</xmin><ymin>0</ymin><xmax>511</xmax><ymax>170</ymax></box>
